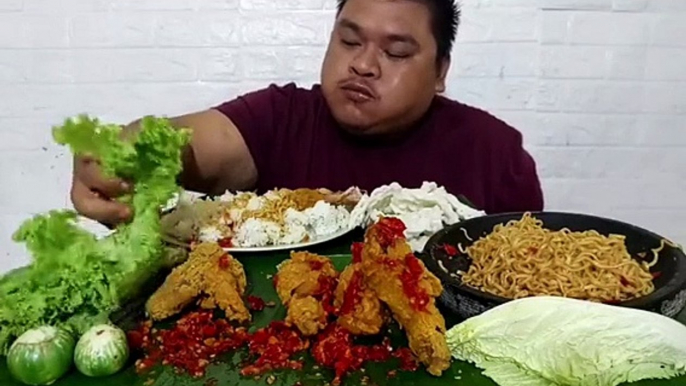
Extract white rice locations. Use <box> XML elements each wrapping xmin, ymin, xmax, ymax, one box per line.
<box><xmin>245</xmin><ymin>196</ymin><xmax>265</xmax><ymax>211</ymax></box>
<box><xmin>281</xmin><ymin>224</ymin><xmax>308</xmax><ymax>244</ymax></box>
<box><xmin>194</xmin><ymin>189</ymin><xmax>353</xmax><ymax>248</ymax></box>
<box><xmin>284</xmin><ymin>208</ymin><xmax>308</xmax><ymax>227</ymax></box>
<box><xmin>225</xmin><ymin>202</ymin><xmax>351</xmax><ymax>247</ymax></box>
<box><xmin>233</xmin><ymin>218</ymin><xmax>282</xmax><ymax>247</ymax></box>
<box><xmin>198</xmin><ymin>226</ymin><xmax>223</xmax><ymax>243</ymax></box>
<box><xmin>217</xmin><ymin>191</ymin><xmax>236</xmax><ymax>203</ymax></box>
<box><xmin>303</xmin><ymin>201</ymin><xmax>351</xmax><ymax>238</ymax></box>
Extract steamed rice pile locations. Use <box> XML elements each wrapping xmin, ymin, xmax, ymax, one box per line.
<box><xmin>197</xmin><ymin>189</ymin><xmax>352</xmax><ymax>248</ymax></box>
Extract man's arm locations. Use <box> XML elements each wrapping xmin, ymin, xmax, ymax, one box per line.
<box><xmin>127</xmin><ymin>109</ymin><xmax>257</xmax><ymax>194</ymax></box>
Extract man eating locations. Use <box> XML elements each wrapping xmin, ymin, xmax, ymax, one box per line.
<box><xmin>70</xmin><ymin>0</ymin><xmax>544</xmax><ymax>227</ymax></box>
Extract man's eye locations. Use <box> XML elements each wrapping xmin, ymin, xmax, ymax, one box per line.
<box><xmin>341</xmin><ymin>40</ymin><xmax>360</xmax><ymax>47</ymax></box>
<box><xmin>386</xmin><ymin>51</ymin><xmax>410</xmax><ymax>59</ymax></box>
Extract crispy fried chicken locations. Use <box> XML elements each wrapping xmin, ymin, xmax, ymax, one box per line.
<box><xmin>359</xmin><ymin>217</ymin><xmax>451</xmax><ymax>376</ymax></box>
<box><xmin>145</xmin><ymin>242</ymin><xmax>250</xmax><ymax>323</ymax></box>
<box><xmin>274</xmin><ymin>251</ymin><xmax>339</xmax><ymax>336</ymax></box>
<box><xmin>334</xmin><ymin>263</ymin><xmax>385</xmax><ymax>335</ymax></box>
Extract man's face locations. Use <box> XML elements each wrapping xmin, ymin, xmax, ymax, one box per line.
<box><xmin>321</xmin><ymin>0</ymin><xmax>449</xmax><ymax>136</ymax></box>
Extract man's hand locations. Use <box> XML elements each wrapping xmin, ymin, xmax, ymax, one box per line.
<box><xmin>69</xmin><ymin>108</ymin><xmax>257</xmax><ymax>226</ymax></box>
<box><xmin>71</xmin><ymin>154</ymin><xmax>132</xmax><ymax>226</ymax></box>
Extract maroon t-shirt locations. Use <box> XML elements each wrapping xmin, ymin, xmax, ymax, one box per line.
<box><xmin>214</xmin><ymin>83</ymin><xmax>543</xmax><ymax>214</ymax></box>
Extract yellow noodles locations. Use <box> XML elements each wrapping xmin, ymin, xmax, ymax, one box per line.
<box><xmin>232</xmin><ymin>189</ymin><xmax>327</xmax><ymax>225</ymax></box>
<box><xmin>461</xmin><ymin>213</ymin><xmax>662</xmax><ymax>303</ymax></box>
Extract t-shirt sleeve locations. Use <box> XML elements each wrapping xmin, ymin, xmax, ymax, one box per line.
<box><xmin>211</xmin><ymin>83</ymin><xmax>297</xmax><ymax>180</ymax></box>
<box><xmin>496</xmin><ymin>134</ymin><xmax>545</xmax><ymax>213</ymax></box>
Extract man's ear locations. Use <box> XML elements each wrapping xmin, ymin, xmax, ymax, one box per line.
<box><xmin>435</xmin><ymin>57</ymin><xmax>450</xmax><ymax>93</ymax></box>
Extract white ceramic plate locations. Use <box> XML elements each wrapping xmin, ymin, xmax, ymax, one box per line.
<box><xmin>222</xmin><ymin>225</ymin><xmax>356</xmax><ymax>253</ymax></box>
<box><xmin>161</xmin><ymin>189</ymin><xmax>359</xmax><ymax>253</ymax></box>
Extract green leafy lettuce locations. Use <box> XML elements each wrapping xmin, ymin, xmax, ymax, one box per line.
<box><xmin>0</xmin><ymin>115</ymin><xmax>191</xmax><ymax>354</ymax></box>
<box><xmin>445</xmin><ymin>296</ymin><xmax>686</xmax><ymax>386</ymax></box>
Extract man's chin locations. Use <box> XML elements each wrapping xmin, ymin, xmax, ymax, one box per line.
<box><xmin>331</xmin><ymin>110</ymin><xmax>377</xmax><ymax>134</ymax></box>
<box><xmin>338</xmin><ymin>121</ymin><xmax>379</xmax><ymax>137</ymax></box>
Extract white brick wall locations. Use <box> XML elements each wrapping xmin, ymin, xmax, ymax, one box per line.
<box><xmin>1</xmin><ymin>0</ymin><xmax>685</xmax><ymax>272</ymax></box>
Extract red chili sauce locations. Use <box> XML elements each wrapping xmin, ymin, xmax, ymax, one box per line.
<box><xmin>247</xmin><ymin>295</ymin><xmax>266</xmax><ymax>311</ymax></box>
<box><xmin>240</xmin><ymin>321</ymin><xmax>309</xmax><ymax>376</ymax></box>
<box><xmin>217</xmin><ymin>238</ymin><xmax>233</xmax><ymax>248</ymax></box>
<box><xmin>400</xmin><ymin>254</ymin><xmax>430</xmax><ymax>312</ymax></box>
<box><xmin>128</xmin><ymin>311</ymin><xmax>248</xmax><ymax>378</ymax></box>
<box><xmin>312</xmin><ymin>324</ymin><xmax>419</xmax><ymax>386</ymax></box>
<box><xmin>339</xmin><ymin>269</ymin><xmax>364</xmax><ymax>315</ymax></box>
<box><xmin>351</xmin><ymin>242</ymin><xmax>364</xmax><ymax>263</ymax></box>
<box><xmin>375</xmin><ymin>217</ymin><xmax>407</xmax><ymax>248</ymax></box>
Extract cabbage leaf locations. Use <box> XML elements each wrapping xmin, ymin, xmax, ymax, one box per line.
<box><xmin>446</xmin><ymin>296</ymin><xmax>686</xmax><ymax>386</ymax></box>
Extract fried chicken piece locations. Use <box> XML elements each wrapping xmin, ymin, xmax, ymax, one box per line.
<box><xmin>286</xmin><ymin>297</ymin><xmax>327</xmax><ymax>336</ymax></box>
<box><xmin>145</xmin><ymin>242</ymin><xmax>250</xmax><ymax>323</ymax></box>
<box><xmin>360</xmin><ymin>217</ymin><xmax>451</xmax><ymax>376</ymax></box>
<box><xmin>275</xmin><ymin>251</ymin><xmax>339</xmax><ymax>336</ymax></box>
<box><xmin>334</xmin><ymin>263</ymin><xmax>385</xmax><ymax>335</ymax></box>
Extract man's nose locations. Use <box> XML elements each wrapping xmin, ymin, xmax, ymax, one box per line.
<box><xmin>350</xmin><ymin>47</ymin><xmax>380</xmax><ymax>78</ymax></box>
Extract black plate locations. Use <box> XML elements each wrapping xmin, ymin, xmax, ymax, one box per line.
<box><xmin>420</xmin><ymin>211</ymin><xmax>686</xmax><ymax>321</ymax></box>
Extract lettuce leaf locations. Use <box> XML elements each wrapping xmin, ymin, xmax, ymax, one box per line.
<box><xmin>0</xmin><ymin>115</ymin><xmax>191</xmax><ymax>353</ymax></box>
<box><xmin>445</xmin><ymin>296</ymin><xmax>686</xmax><ymax>386</ymax></box>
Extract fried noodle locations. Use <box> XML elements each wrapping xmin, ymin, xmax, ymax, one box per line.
<box><xmin>461</xmin><ymin>213</ymin><xmax>665</xmax><ymax>303</ymax></box>
<box><xmin>235</xmin><ymin>189</ymin><xmax>327</xmax><ymax>225</ymax></box>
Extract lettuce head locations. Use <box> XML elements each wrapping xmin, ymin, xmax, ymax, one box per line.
<box><xmin>0</xmin><ymin>115</ymin><xmax>191</xmax><ymax>354</ymax></box>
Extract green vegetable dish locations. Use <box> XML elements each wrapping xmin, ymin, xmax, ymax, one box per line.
<box><xmin>0</xmin><ymin>115</ymin><xmax>191</xmax><ymax>384</ymax></box>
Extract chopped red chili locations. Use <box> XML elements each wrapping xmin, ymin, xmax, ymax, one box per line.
<box><xmin>652</xmin><ymin>271</ymin><xmax>662</xmax><ymax>279</ymax></box>
<box><xmin>375</xmin><ymin>217</ymin><xmax>407</xmax><ymax>248</ymax></box>
<box><xmin>127</xmin><ymin>327</ymin><xmax>146</xmax><ymax>350</ymax></box>
<box><xmin>309</xmin><ymin>260</ymin><xmax>325</xmax><ymax>271</ymax></box>
<box><xmin>240</xmin><ymin>321</ymin><xmax>309</xmax><ymax>376</ymax></box>
<box><xmin>217</xmin><ymin>238</ymin><xmax>233</xmax><ymax>248</ymax></box>
<box><xmin>381</xmin><ymin>258</ymin><xmax>400</xmax><ymax>269</ymax></box>
<box><xmin>129</xmin><ymin>311</ymin><xmax>248</xmax><ymax>378</ymax></box>
<box><xmin>130</xmin><ymin>309</ymin><xmax>420</xmax><ymax>384</ymax></box>
<box><xmin>312</xmin><ymin>324</ymin><xmax>363</xmax><ymax>386</ymax></box>
<box><xmin>317</xmin><ymin>275</ymin><xmax>338</xmax><ymax>317</ymax></box>
<box><xmin>351</xmin><ymin>242</ymin><xmax>364</xmax><ymax>263</ymax></box>
<box><xmin>247</xmin><ymin>295</ymin><xmax>266</xmax><ymax>311</ymax></box>
<box><xmin>312</xmin><ymin>324</ymin><xmax>418</xmax><ymax>386</ymax></box>
<box><xmin>400</xmin><ymin>254</ymin><xmax>430</xmax><ymax>312</ymax></box>
<box><xmin>339</xmin><ymin>270</ymin><xmax>363</xmax><ymax>315</ymax></box>
<box><xmin>441</xmin><ymin>244</ymin><xmax>458</xmax><ymax>256</ymax></box>
<box><xmin>218</xmin><ymin>254</ymin><xmax>231</xmax><ymax>270</ymax></box>
<box><xmin>393</xmin><ymin>348</ymin><xmax>419</xmax><ymax>371</ymax></box>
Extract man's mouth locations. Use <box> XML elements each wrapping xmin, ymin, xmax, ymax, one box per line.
<box><xmin>340</xmin><ymin>82</ymin><xmax>376</xmax><ymax>103</ymax></box>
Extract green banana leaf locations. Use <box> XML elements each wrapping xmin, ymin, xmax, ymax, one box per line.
<box><xmin>1</xmin><ymin>232</ymin><xmax>685</xmax><ymax>386</ymax></box>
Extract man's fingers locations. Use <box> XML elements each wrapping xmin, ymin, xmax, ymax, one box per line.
<box><xmin>78</xmin><ymin>159</ymin><xmax>131</xmax><ymax>198</ymax></box>
<box><xmin>71</xmin><ymin>181</ymin><xmax>131</xmax><ymax>225</ymax></box>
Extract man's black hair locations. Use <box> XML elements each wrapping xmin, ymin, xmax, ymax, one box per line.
<box><xmin>335</xmin><ymin>0</ymin><xmax>460</xmax><ymax>61</ymax></box>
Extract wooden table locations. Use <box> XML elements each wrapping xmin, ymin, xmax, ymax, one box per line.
<box><xmin>1</xmin><ymin>232</ymin><xmax>684</xmax><ymax>386</ymax></box>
